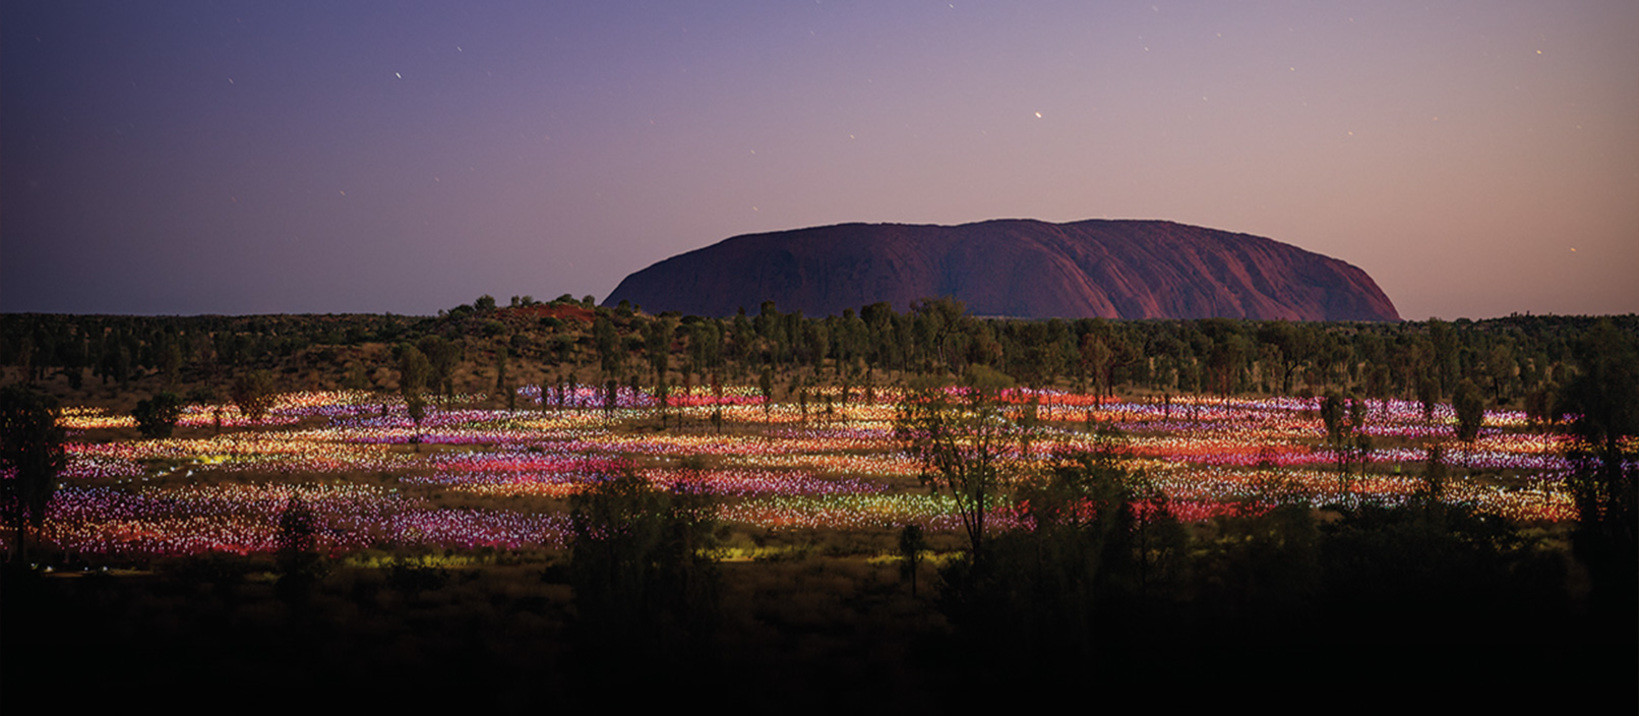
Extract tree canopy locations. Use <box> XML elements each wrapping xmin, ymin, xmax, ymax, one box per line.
<box><xmin>894</xmin><ymin>367</ymin><xmax>1018</xmax><ymax>561</ymax></box>
<box><xmin>0</xmin><ymin>384</ymin><xmax>65</xmax><ymax>561</ymax></box>
<box><xmin>132</xmin><ymin>391</ymin><xmax>184</xmax><ymax>439</ymax></box>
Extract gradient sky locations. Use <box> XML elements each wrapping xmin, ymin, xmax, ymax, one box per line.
<box><xmin>4</xmin><ymin>1</ymin><xmax>1635</xmax><ymax>319</ymax></box>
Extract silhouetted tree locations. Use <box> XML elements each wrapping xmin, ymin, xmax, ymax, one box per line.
<box><xmin>0</xmin><ymin>385</ymin><xmax>64</xmax><ymax>562</ymax></box>
<box><xmin>899</xmin><ymin>523</ymin><xmax>928</xmax><ymax>597</ymax></box>
<box><xmin>398</xmin><ymin>345</ymin><xmax>432</xmax><ymax>446</ymax></box>
<box><xmin>230</xmin><ymin>370</ymin><xmax>276</xmax><ymax>423</ymax></box>
<box><xmin>1321</xmin><ymin>390</ymin><xmax>1350</xmax><ymax>474</ymax></box>
<box><xmin>1556</xmin><ymin>320</ymin><xmax>1638</xmax><ymax>631</ymax></box>
<box><xmin>132</xmin><ymin>391</ymin><xmax>184</xmax><ymax>439</ymax></box>
<box><xmin>1416</xmin><ymin>373</ymin><xmax>1440</xmax><ymax>421</ymax></box>
<box><xmin>894</xmin><ymin>366</ymin><xmax>1017</xmax><ymax>561</ymax></box>
<box><xmin>274</xmin><ymin>495</ymin><xmax>324</xmax><ymax>602</ymax></box>
<box><xmin>1348</xmin><ymin>396</ymin><xmax>1371</xmax><ymax>478</ymax></box>
<box><xmin>1452</xmin><ymin>379</ymin><xmax>1485</xmax><ymax>445</ymax></box>
<box><xmin>940</xmin><ymin>427</ymin><xmax>1183</xmax><ymax>673</ymax></box>
<box><xmin>569</xmin><ymin>471</ymin><xmax>719</xmax><ymax>673</ymax></box>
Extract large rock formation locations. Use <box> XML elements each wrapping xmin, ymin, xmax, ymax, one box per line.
<box><xmin>603</xmin><ymin>219</ymin><xmax>1399</xmax><ymax>321</ymax></box>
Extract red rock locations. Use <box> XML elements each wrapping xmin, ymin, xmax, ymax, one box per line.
<box><xmin>604</xmin><ymin>219</ymin><xmax>1400</xmax><ymax>321</ymax></box>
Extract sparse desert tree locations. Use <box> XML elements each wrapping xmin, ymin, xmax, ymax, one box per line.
<box><xmin>0</xmin><ymin>385</ymin><xmax>65</xmax><ymax>562</ymax></box>
<box><xmin>1320</xmin><ymin>390</ymin><xmax>1350</xmax><ymax>473</ymax></box>
<box><xmin>1321</xmin><ymin>391</ymin><xmax>1370</xmax><ymax>490</ymax></box>
<box><xmin>1349</xmin><ymin>395</ymin><xmax>1371</xmax><ymax>477</ymax></box>
<box><xmin>495</xmin><ymin>350</ymin><xmax>514</xmax><ymax>410</ymax></box>
<box><xmin>594</xmin><ymin>316</ymin><xmax>622</xmax><ymax>377</ymax></box>
<box><xmin>230</xmin><ymin>370</ymin><xmax>276</xmax><ymax>423</ymax></box>
<box><xmin>1453</xmin><ymin>379</ymin><xmax>1485</xmax><ymax>445</ymax></box>
<box><xmin>274</xmin><ymin>495</ymin><xmax>325</xmax><ymax>602</ymax></box>
<box><xmin>646</xmin><ymin>317</ymin><xmax>674</xmax><ymax>383</ymax></box>
<box><xmin>758</xmin><ymin>368</ymin><xmax>774</xmax><ymax>415</ymax></box>
<box><xmin>416</xmin><ymin>336</ymin><xmax>460</xmax><ymax>405</ymax></box>
<box><xmin>398</xmin><ymin>344</ymin><xmax>432</xmax><ymax>445</ymax></box>
<box><xmin>569</xmin><ymin>471</ymin><xmax>719</xmax><ymax>668</ymax></box>
<box><xmin>1556</xmin><ymin>320</ymin><xmax>1639</xmax><ymax>630</ymax></box>
<box><xmin>894</xmin><ymin>366</ymin><xmax>1018</xmax><ymax>562</ymax></box>
<box><xmin>132</xmin><ymin>391</ymin><xmax>183</xmax><ymax>439</ymax></box>
<box><xmin>898</xmin><ymin>523</ymin><xmax>928</xmax><ymax>597</ymax></box>
<box><xmin>942</xmin><ymin>427</ymin><xmax>1184</xmax><ymax>665</ymax></box>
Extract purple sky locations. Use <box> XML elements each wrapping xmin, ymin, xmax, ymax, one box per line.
<box><xmin>4</xmin><ymin>1</ymin><xmax>1635</xmax><ymax>319</ymax></box>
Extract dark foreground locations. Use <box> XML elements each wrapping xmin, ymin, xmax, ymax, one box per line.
<box><xmin>5</xmin><ymin>550</ymin><xmax>1632</xmax><ymax>713</ymax></box>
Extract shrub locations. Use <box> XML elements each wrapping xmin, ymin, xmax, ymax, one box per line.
<box><xmin>133</xmin><ymin>392</ymin><xmax>183</xmax><ymax>438</ymax></box>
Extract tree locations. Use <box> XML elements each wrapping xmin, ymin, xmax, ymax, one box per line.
<box><xmin>158</xmin><ymin>342</ymin><xmax>184</xmax><ymax>386</ymax></box>
<box><xmin>1349</xmin><ymin>397</ymin><xmax>1372</xmax><ymax>479</ymax></box>
<box><xmin>898</xmin><ymin>523</ymin><xmax>928</xmax><ymax>597</ymax></box>
<box><xmin>909</xmin><ymin>296</ymin><xmax>967</xmax><ymax>372</ymax></box>
<box><xmin>1452</xmin><ymin>379</ymin><xmax>1485</xmax><ymax>445</ymax></box>
<box><xmin>1206</xmin><ymin>329</ymin><xmax>1250</xmax><ymax>396</ymax></box>
<box><xmin>594</xmin><ymin>316</ymin><xmax>622</xmax><ymax>377</ymax></box>
<box><xmin>404</xmin><ymin>392</ymin><xmax>427</xmax><ymax>448</ymax></box>
<box><xmin>230</xmin><ymin>370</ymin><xmax>276</xmax><ymax>422</ymax></box>
<box><xmin>1417</xmin><ymin>443</ymin><xmax>1449</xmax><ymax>506</ymax></box>
<box><xmin>494</xmin><ymin>350</ymin><xmax>514</xmax><ymax>410</ymax></box>
<box><xmin>132</xmin><ymin>391</ymin><xmax>184</xmax><ymax>439</ymax></box>
<box><xmin>688</xmin><ymin>320</ymin><xmax>721</xmax><ymax>376</ymax></box>
<box><xmin>1258</xmin><ymin>321</ymin><xmax>1313</xmax><ymax>395</ymax></box>
<box><xmin>1320</xmin><ymin>390</ymin><xmax>1351</xmax><ymax>474</ymax></box>
<box><xmin>894</xmin><ymin>367</ymin><xmax>1018</xmax><ymax>561</ymax></box>
<box><xmin>1080</xmin><ymin>333</ymin><xmax>1113</xmax><ymax>399</ymax></box>
<box><xmin>645</xmin><ymin>317</ymin><xmax>675</xmax><ymax>382</ymax></box>
<box><xmin>1555</xmin><ymin>320</ymin><xmax>1638</xmax><ymax>630</ymax></box>
<box><xmin>274</xmin><ymin>495</ymin><xmax>325</xmax><ymax>602</ymax></box>
<box><xmin>416</xmin><ymin>336</ymin><xmax>461</xmax><ymax>405</ymax></box>
<box><xmin>1416</xmin><ymin>373</ymin><xmax>1440</xmax><ymax>421</ymax></box>
<box><xmin>0</xmin><ymin>385</ymin><xmax>65</xmax><ymax>562</ymax></box>
<box><xmin>1320</xmin><ymin>391</ymin><xmax>1371</xmax><ymax>490</ymax></box>
<box><xmin>398</xmin><ymin>345</ymin><xmax>432</xmax><ymax>446</ymax></box>
<box><xmin>1484</xmin><ymin>342</ymin><xmax>1517</xmax><ymax>404</ymax></box>
<box><xmin>1427</xmin><ymin>318</ymin><xmax>1459</xmax><ymax>395</ymax></box>
<box><xmin>569</xmin><ymin>471</ymin><xmax>719</xmax><ymax>670</ymax></box>
<box><xmin>942</xmin><ymin>428</ymin><xmax>1184</xmax><ymax>667</ymax></box>
<box><xmin>758</xmin><ymin>368</ymin><xmax>774</xmax><ymax>416</ymax></box>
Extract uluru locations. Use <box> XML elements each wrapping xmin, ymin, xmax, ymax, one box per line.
<box><xmin>604</xmin><ymin>219</ymin><xmax>1400</xmax><ymax>321</ymax></box>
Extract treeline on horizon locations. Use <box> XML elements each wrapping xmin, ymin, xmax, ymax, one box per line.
<box><xmin>3</xmin><ymin>293</ymin><xmax>1635</xmax><ymax>416</ymax></box>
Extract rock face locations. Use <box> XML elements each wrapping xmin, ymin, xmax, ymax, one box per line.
<box><xmin>603</xmin><ymin>219</ymin><xmax>1400</xmax><ymax>321</ymax></box>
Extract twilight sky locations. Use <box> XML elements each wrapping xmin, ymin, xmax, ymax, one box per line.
<box><xmin>3</xmin><ymin>1</ymin><xmax>1635</xmax><ymax>319</ymax></box>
